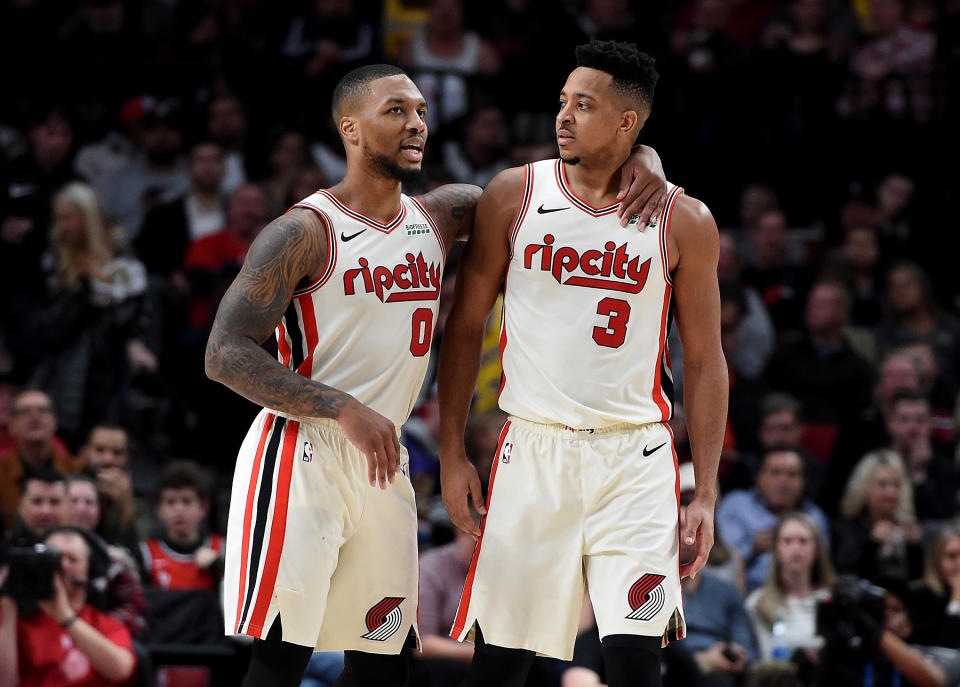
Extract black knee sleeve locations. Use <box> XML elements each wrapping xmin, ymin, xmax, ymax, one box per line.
<box><xmin>601</xmin><ymin>634</ymin><xmax>663</xmax><ymax>687</ymax></box>
<box><xmin>334</xmin><ymin>645</ymin><xmax>410</xmax><ymax>687</ymax></box>
<box><xmin>245</xmin><ymin>618</ymin><xmax>314</xmax><ymax>687</ymax></box>
<box><xmin>463</xmin><ymin>626</ymin><xmax>536</xmax><ymax>687</ymax></box>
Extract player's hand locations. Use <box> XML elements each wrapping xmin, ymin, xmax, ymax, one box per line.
<box><xmin>751</xmin><ymin>528</ymin><xmax>774</xmax><ymax>556</ymax></box>
<box><xmin>680</xmin><ymin>493</ymin><xmax>715</xmax><ymax>580</ymax></box>
<box><xmin>616</xmin><ymin>145</ymin><xmax>668</xmax><ymax>228</ymax></box>
<box><xmin>439</xmin><ymin>451</ymin><xmax>486</xmax><ymax>539</ymax></box>
<box><xmin>194</xmin><ymin>546</ymin><xmax>220</xmax><ymax>570</ymax></box>
<box><xmin>337</xmin><ymin>397</ymin><xmax>401</xmax><ymax>489</ymax></box>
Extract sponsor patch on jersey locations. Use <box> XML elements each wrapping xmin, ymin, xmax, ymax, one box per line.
<box><xmin>406</xmin><ymin>223</ymin><xmax>430</xmax><ymax>235</ymax></box>
<box><xmin>361</xmin><ymin>597</ymin><xmax>405</xmax><ymax>641</ymax></box>
<box><xmin>302</xmin><ymin>441</ymin><xmax>314</xmax><ymax>462</ymax></box>
<box><xmin>625</xmin><ymin>573</ymin><xmax>666</xmax><ymax>621</ymax></box>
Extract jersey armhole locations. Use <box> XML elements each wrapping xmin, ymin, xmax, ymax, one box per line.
<box><xmin>409</xmin><ymin>196</ymin><xmax>447</xmax><ymax>264</ymax></box>
<box><xmin>508</xmin><ymin>164</ymin><xmax>534</xmax><ymax>257</ymax></box>
<box><xmin>291</xmin><ymin>203</ymin><xmax>337</xmax><ymax>296</ymax></box>
<box><xmin>660</xmin><ymin>186</ymin><xmax>684</xmax><ymax>287</ymax></box>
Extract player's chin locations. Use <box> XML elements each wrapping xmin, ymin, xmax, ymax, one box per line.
<box><xmin>558</xmin><ymin>148</ymin><xmax>580</xmax><ymax>165</ymax></box>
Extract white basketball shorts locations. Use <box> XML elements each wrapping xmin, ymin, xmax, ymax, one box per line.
<box><xmin>224</xmin><ymin>409</ymin><xmax>419</xmax><ymax>654</ymax></box>
<box><xmin>451</xmin><ymin>417</ymin><xmax>686</xmax><ymax>659</ymax></box>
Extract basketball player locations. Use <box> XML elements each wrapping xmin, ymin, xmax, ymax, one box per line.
<box><xmin>204</xmin><ymin>64</ymin><xmax>668</xmax><ymax>687</ymax></box>
<box><xmin>437</xmin><ymin>40</ymin><xmax>728</xmax><ymax>687</ymax></box>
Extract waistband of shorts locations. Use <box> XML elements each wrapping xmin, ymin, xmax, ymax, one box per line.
<box><xmin>265</xmin><ymin>409</ymin><xmax>403</xmax><ymax>438</ymax></box>
<box><xmin>506</xmin><ymin>415</ymin><xmax>648</xmax><ymax>438</ymax></box>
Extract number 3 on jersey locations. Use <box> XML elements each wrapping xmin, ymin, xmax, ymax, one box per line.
<box><xmin>593</xmin><ymin>297</ymin><xmax>631</xmax><ymax>348</ymax></box>
<box><xmin>410</xmin><ymin>307</ymin><xmax>434</xmax><ymax>356</ymax></box>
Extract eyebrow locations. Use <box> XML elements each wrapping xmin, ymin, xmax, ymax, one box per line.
<box><xmin>385</xmin><ymin>97</ymin><xmax>428</xmax><ymax>109</ymax></box>
<box><xmin>560</xmin><ymin>91</ymin><xmax>596</xmax><ymax>100</ymax></box>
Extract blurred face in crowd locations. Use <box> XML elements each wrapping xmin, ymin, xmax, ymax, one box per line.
<box><xmin>760</xmin><ymin>409</ymin><xmax>802</xmax><ymax>448</ymax></box>
<box><xmin>586</xmin><ymin>0</ymin><xmax>632</xmax><ymax>31</ymax></box>
<box><xmin>902</xmin><ymin>343</ymin><xmax>936</xmax><ymax>393</ymax></box>
<box><xmin>428</xmin><ymin>0</ymin><xmax>464</xmax><ymax>36</ymax></box>
<box><xmin>10</xmin><ymin>390</ymin><xmax>57</xmax><ymax>446</ymax></box>
<box><xmin>83</xmin><ymin>427</ymin><xmax>130</xmax><ymax>472</ymax></box>
<box><xmin>866</xmin><ymin>464</ymin><xmax>902</xmax><ymax>521</ymax></box>
<box><xmin>45</xmin><ymin>531</ymin><xmax>90</xmax><ymax>595</ymax></box>
<box><xmin>757</xmin><ymin>450</ymin><xmax>804</xmax><ymax>512</ymax></box>
<box><xmin>52</xmin><ymin>197</ymin><xmax>87</xmax><ymax>249</ymax></box>
<box><xmin>695</xmin><ymin>0</ymin><xmax>728</xmax><ymax>33</ymax></box>
<box><xmin>208</xmin><ymin>96</ymin><xmax>247</xmax><ymax>148</ymax></box>
<box><xmin>887</xmin><ymin>265</ymin><xmax>925</xmax><ymax>314</ymax></box>
<box><xmin>270</xmin><ymin>131</ymin><xmax>307</xmax><ymax>176</ymax></box>
<box><xmin>751</xmin><ymin>211</ymin><xmax>787</xmax><ymax>267</ymax></box>
<box><xmin>805</xmin><ymin>283</ymin><xmax>849</xmax><ymax>336</ymax></box>
<box><xmin>465</xmin><ymin>108</ymin><xmax>506</xmax><ymax>161</ymax></box>
<box><xmin>939</xmin><ymin>535</ymin><xmax>960</xmax><ymax>585</ymax></box>
<box><xmin>19</xmin><ymin>478</ymin><xmax>68</xmax><ymax>535</ymax></box>
<box><xmin>227</xmin><ymin>185</ymin><xmax>268</xmax><ymax>241</ymax></box>
<box><xmin>142</xmin><ymin>118</ymin><xmax>183</xmax><ymax>166</ymax></box>
<box><xmin>792</xmin><ymin>0</ymin><xmax>825</xmax><ymax>33</ymax></box>
<box><xmin>886</xmin><ymin>398</ymin><xmax>930</xmax><ymax>449</ymax></box>
<box><xmin>29</xmin><ymin>113</ymin><xmax>73</xmax><ymax>170</ymax></box>
<box><xmin>68</xmin><ymin>479</ymin><xmax>101</xmax><ymax>530</ymax></box>
<box><xmin>884</xmin><ymin>592</ymin><xmax>912</xmax><ymax>638</ymax></box>
<box><xmin>189</xmin><ymin>142</ymin><xmax>225</xmax><ymax>194</ymax></box>
<box><xmin>739</xmin><ymin>185</ymin><xmax>778</xmax><ymax>229</ymax></box>
<box><xmin>876</xmin><ymin>354</ymin><xmax>919</xmax><ymax>403</ymax></box>
<box><xmin>776</xmin><ymin>517</ymin><xmax>818</xmax><ymax>579</ymax></box>
<box><xmin>157</xmin><ymin>487</ymin><xmax>208</xmax><ymax>543</ymax></box>
<box><xmin>843</xmin><ymin>226</ymin><xmax>879</xmax><ymax>271</ymax></box>
<box><xmin>292</xmin><ymin>167</ymin><xmax>325</xmax><ymax>203</ymax></box>
<box><xmin>876</xmin><ymin>173</ymin><xmax>914</xmax><ymax>216</ymax></box>
<box><xmin>717</xmin><ymin>232</ymin><xmax>740</xmax><ymax>281</ymax></box>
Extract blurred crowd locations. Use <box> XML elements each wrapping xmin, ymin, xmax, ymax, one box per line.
<box><xmin>1</xmin><ymin>0</ymin><xmax>959</xmax><ymax>685</ymax></box>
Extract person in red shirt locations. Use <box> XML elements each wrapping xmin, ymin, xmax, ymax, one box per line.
<box><xmin>0</xmin><ymin>527</ymin><xmax>136</xmax><ymax>687</ymax></box>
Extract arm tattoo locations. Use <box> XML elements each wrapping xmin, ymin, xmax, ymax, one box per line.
<box><xmin>204</xmin><ymin>208</ymin><xmax>351</xmax><ymax>419</ymax></box>
<box><xmin>416</xmin><ymin>183</ymin><xmax>482</xmax><ymax>246</ymax></box>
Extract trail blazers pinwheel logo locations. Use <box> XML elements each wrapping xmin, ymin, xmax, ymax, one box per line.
<box><xmin>625</xmin><ymin>574</ymin><xmax>666</xmax><ymax>621</ymax></box>
<box><xmin>362</xmin><ymin>597</ymin><xmax>405</xmax><ymax>641</ymax></box>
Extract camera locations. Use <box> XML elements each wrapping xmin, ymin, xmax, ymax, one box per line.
<box><xmin>816</xmin><ymin>576</ymin><xmax>886</xmax><ymax>653</ymax></box>
<box><xmin>0</xmin><ymin>543</ymin><xmax>62</xmax><ymax>604</ymax></box>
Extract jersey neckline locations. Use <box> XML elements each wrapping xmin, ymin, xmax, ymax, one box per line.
<box><xmin>554</xmin><ymin>159</ymin><xmax>620</xmax><ymax>217</ymax></box>
<box><xmin>317</xmin><ymin>189</ymin><xmax>406</xmax><ymax>233</ymax></box>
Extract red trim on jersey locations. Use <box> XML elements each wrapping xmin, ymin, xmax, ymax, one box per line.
<box><xmin>291</xmin><ymin>205</ymin><xmax>337</xmax><ymax>296</ymax></box>
<box><xmin>317</xmin><ymin>189</ymin><xmax>406</xmax><ymax>233</ymax></box>
<box><xmin>409</xmin><ymin>196</ymin><xmax>447</xmax><ymax>265</ymax></box>
<box><xmin>664</xmin><ymin>422</ymin><xmax>686</xmax><ymax>641</ymax></box>
<box><xmin>234</xmin><ymin>414</ymin><xmax>276</xmax><ymax>633</ymax></box>
<box><xmin>248</xmin><ymin>420</ymin><xmax>300</xmax><ymax>636</ymax></box>
<box><xmin>652</xmin><ymin>285</ymin><xmax>673</xmax><ymax>420</ymax></box>
<box><xmin>509</xmin><ymin>164</ymin><xmax>534</xmax><ymax>256</ymax></box>
<box><xmin>659</xmin><ymin>187</ymin><xmax>683</xmax><ymax>286</ymax></box>
<box><xmin>276</xmin><ymin>322</ymin><xmax>291</xmax><ymax>368</ymax></box>
<box><xmin>497</xmin><ymin>272</ymin><xmax>510</xmax><ymax>400</ymax></box>
<box><xmin>555</xmin><ymin>160</ymin><xmax>619</xmax><ymax>217</ymax></box>
<box><xmin>451</xmin><ymin>420</ymin><xmax>511</xmax><ymax>639</ymax></box>
<box><xmin>296</xmin><ymin>295</ymin><xmax>319</xmax><ymax>378</ymax></box>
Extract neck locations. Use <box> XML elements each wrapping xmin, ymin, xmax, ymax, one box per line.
<box><xmin>330</xmin><ymin>163</ymin><xmax>403</xmax><ymax>223</ymax></box>
<box><xmin>191</xmin><ymin>188</ymin><xmax>220</xmax><ymax>206</ymax></box>
<box><xmin>809</xmin><ymin>329</ymin><xmax>842</xmax><ymax>349</ymax></box>
<box><xmin>562</xmin><ymin>150</ymin><xmax>629</xmax><ymax>208</ymax></box>
<box><xmin>782</xmin><ymin>570</ymin><xmax>813</xmax><ymax>596</ymax></box>
<box><xmin>18</xmin><ymin>440</ymin><xmax>51</xmax><ymax>469</ymax></box>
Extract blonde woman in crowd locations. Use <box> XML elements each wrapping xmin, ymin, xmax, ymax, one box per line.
<box><xmin>833</xmin><ymin>450</ymin><xmax>924</xmax><ymax>583</ymax></box>
<box><xmin>745</xmin><ymin>512</ymin><xmax>835</xmax><ymax>661</ymax></box>
<box><xmin>908</xmin><ymin>520</ymin><xmax>960</xmax><ymax>649</ymax></box>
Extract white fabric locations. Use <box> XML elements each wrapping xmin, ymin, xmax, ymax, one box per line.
<box><xmin>744</xmin><ymin>588</ymin><xmax>828</xmax><ymax>660</ymax></box>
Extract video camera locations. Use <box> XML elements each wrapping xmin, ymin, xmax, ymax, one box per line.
<box><xmin>0</xmin><ymin>543</ymin><xmax>62</xmax><ymax>604</ymax></box>
<box><xmin>816</xmin><ymin>576</ymin><xmax>887</xmax><ymax>654</ymax></box>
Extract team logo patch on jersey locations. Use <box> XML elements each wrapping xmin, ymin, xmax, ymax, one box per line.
<box><xmin>626</xmin><ymin>574</ymin><xmax>666</xmax><ymax>621</ymax></box>
<box><xmin>343</xmin><ymin>253</ymin><xmax>441</xmax><ymax>303</ymax></box>
<box><xmin>501</xmin><ymin>442</ymin><xmax>513</xmax><ymax>464</ymax></box>
<box><xmin>406</xmin><ymin>223</ymin><xmax>430</xmax><ymax>235</ymax></box>
<box><xmin>302</xmin><ymin>441</ymin><xmax>314</xmax><ymax>462</ymax></box>
<box><xmin>362</xmin><ymin>597</ymin><xmax>405</xmax><ymax>641</ymax></box>
<box><xmin>523</xmin><ymin>234</ymin><xmax>651</xmax><ymax>294</ymax></box>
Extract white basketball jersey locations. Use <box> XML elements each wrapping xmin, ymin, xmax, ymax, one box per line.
<box><xmin>498</xmin><ymin>159</ymin><xmax>683</xmax><ymax>429</ymax></box>
<box><xmin>277</xmin><ymin>189</ymin><xmax>446</xmax><ymax>428</ymax></box>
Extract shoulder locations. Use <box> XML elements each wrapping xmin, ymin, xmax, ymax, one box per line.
<box><xmin>669</xmin><ymin>193</ymin><xmax>718</xmax><ymax>240</ymax></box>
<box><xmin>719</xmin><ymin>489</ymin><xmax>755</xmax><ymax>510</ymax></box>
<box><xmin>480</xmin><ymin>165</ymin><xmax>529</xmax><ymax>211</ymax></box>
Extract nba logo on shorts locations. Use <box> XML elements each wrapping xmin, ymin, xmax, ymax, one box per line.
<box><xmin>302</xmin><ymin>441</ymin><xmax>314</xmax><ymax>462</ymax></box>
<box><xmin>501</xmin><ymin>442</ymin><xmax>513</xmax><ymax>464</ymax></box>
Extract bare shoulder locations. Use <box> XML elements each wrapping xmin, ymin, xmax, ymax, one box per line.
<box><xmin>669</xmin><ymin>194</ymin><xmax>718</xmax><ymax>265</ymax></box>
<box><xmin>414</xmin><ymin>183</ymin><xmax>482</xmax><ymax>245</ymax></box>
<box><xmin>243</xmin><ymin>206</ymin><xmax>328</xmax><ymax>287</ymax></box>
<box><xmin>477</xmin><ymin>166</ymin><xmax>528</xmax><ymax>221</ymax></box>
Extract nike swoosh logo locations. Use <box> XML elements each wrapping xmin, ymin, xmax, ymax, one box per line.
<box><xmin>642</xmin><ymin>442</ymin><xmax>666</xmax><ymax>457</ymax></box>
<box><xmin>537</xmin><ymin>204</ymin><xmax>569</xmax><ymax>214</ymax></box>
<box><xmin>340</xmin><ymin>229</ymin><xmax>366</xmax><ymax>241</ymax></box>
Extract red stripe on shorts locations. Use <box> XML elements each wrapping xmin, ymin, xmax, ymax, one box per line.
<box><xmin>451</xmin><ymin>420</ymin><xmax>511</xmax><ymax>639</ymax></box>
<box><xmin>248</xmin><ymin>419</ymin><xmax>300</xmax><ymax>635</ymax></box>
<box><xmin>234</xmin><ymin>413</ymin><xmax>276</xmax><ymax>632</ymax></box>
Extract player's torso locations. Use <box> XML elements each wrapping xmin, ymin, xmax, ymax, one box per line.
<box><xmin>144</xmin><ymin>534</ymin><xmax>223</xmax><ymax>590</ymax></box>
<box><xmin>281</xmin><ymin>190</ymin><xmax>446</xmax><ymax>428</ymax></box>
<box><xmin>499</xmin><ymin>159</ymin><xmax>683</xmax><ymax>429</ymax></box>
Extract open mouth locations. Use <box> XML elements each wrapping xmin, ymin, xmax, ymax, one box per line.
<box><xmin>401</xmin><ymin>141</ymin><xmax>424</xmax><ymax>162</ymax></box>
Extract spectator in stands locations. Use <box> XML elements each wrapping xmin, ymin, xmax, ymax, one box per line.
<box><xmin>0</xmin><ymin>390</ymin><xmax>81</xmax><ymax>529</ymax></box>
<box><xmin>137</xmin><ymin>140</ymin><xmax>227</xmax><ymax>278</ymax></box>
<box><xmin>23</xmin><ymin>182</ymin><xmax>154</xmax><ymax>448</ymax></box>
<box><xmin>0</xmin><ymin>527</ymin><xmax>137</xmax><ymax>687</ymax></box>
<box><xmin>717</xmin><ymin>447</ymin><xmax>830</xmax><ymax>591</ymax></box>
<box><xmin>908</xmin><ymin>520</ymin><xmax>960</xmax><ymax>649</ymax></box>
<box><xmin>206</xmin><ymin>94</ymin><xmax>249</xmax><ymax>195</ymax></box>
<box><xmin>140</xmin><ymin>460</ymin><xmax>222</xmax><ymax>591</ymax></box>
<box><xmin>262</xmin><ymin>129</ymin><xmax>310</xmax><ymax>217</ymax></box>
<box><xmin>745</xmin><ymin>512</ymin><xmax>835</xmax><ymax>661</ymax></box>
<box><xmin>65</xmin><ymin>473</ymin><xmax>148</xmax><ymax>638</ymax></box>
<box><xmin>95</xmin><ymin>96</ymin><xmax>189</xmax><ymax>241</ymax></box>
<box><xmin>821</xmin><ymin>223</ymin><xmax>885</xmax><ymax>327</ymax></box>
<box><xmin>873</xmin><ymin>173</ymin><xmax>916</xmax><ymax>257</ymax></box>
<box><xmin>6</xmin><ymin>468</ymin><xmax>68</xmax><ymax>545</ymax></box>
<box><xmin>79</xmin><ymin>424</ymin><xmax>145</xmax><ymax>550</ymax></box>
<box><xmin>281</xmin><ymin>0</ymin><xmax>378</xmax><ymax>84</ymax></box>
<box><xmin>442</xmin><ymin>105</ymin><xmax>510</xmax><ymax>188</ymax></box>
<box><xmin>755</xmin><ymin>393</ymin><xmax>825</xmax><ymax>503</ymax></box>
<box><xmin>876</xmin><ymin>261</ymin><xmax>960</xmax><ymax>398</ymax></box>
<box><xmin>884</xmin><ymin>393</ymin><xmax>959</xmax><ymax>520</ymax></box>
<box><xmin>765</xmin><ymin>281</ymin><xmax>875</xmax><ymax>451</ymax></box>
<box><xmin>834</xmin><ymin>450</ymin><xmax>924</xmax><ymax>584</ymax></box>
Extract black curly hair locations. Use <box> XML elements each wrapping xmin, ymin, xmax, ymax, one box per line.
<box><xmin>575</xmin><ymin>39</ymin><xmax>659</xmax><ymax>115</ymax></box>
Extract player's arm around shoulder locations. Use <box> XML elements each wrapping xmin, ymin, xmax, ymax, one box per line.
<box><xmin>414</xmin><ymin>183</ymin><xmax>482</xmax><ymax>249</ymax></box>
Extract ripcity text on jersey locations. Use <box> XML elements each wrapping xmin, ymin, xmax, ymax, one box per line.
<box><xmin>498</xmin><ymin>159</ymin><xmax>683</xmax><ymax>429</ymax></box>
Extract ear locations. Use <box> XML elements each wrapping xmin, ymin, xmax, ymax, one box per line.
<box><xmin>619</xmin><ymin>109</ymin><xmax>642</xmax><ymax>137</ymax></box>
<box><xmin>339</xmin><ymin>116</ymin><xmax>359</xmax><ymax>146</ymax></box>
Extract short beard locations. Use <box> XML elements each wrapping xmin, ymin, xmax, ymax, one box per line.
<box><xmin>367</xmin><ymin>150</ymin><xmax>423</xmax><ymax>186</ymax></box>
<box><xmin>561</xmin><ymin>156</ymin><xmax>580</xmax><ymax>166</ymax></box>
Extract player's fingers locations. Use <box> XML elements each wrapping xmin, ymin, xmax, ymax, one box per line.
<box><xmin>682</xmin><ymin>511</ymin><xmax>701</xmax><ymax>548</ymax></box>
<box><xmin>468</xmin><ymin>472</ymin><xmax>486</xmax><ymax>516</ymax></box>
<box><xmin>638</xmin><ymin>188</ymin><xmax>666</xmax><ymax>227</ymax></box>
<box><xmin>616</xmin><ymin>166</ymin><xmax>637</xmax><ymax>201</ymax></box>
<box><xmin>652</xmin><ymin>189</ymin><xmax>668</xmax><ymax>225</ymax></box>
<box><xmin>384</xmin><ymin>432</ymin><xmax>400</xmax><ymax>484</ymax></box>
<box><xmin>377</xmin><ymin>442</ymin><xmax>392</xmax><ymax>490</ymax></box>
<box><xmin>365</xmin><ymin>449</ymin><xmax>377</xmax><ymax>487</ymax></box>
<box><xmin>619</xmin><ymin>184</ymin><xmax>655</xmax><ymax>227</ymax></box>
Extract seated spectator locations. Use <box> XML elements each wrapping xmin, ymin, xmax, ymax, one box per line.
<box><xmin>717</xmin><ymin>447</ymin><xmax>830</xmax><ymax>591</ymax></box>
<box><xmin>0</xmin><ymin>389</ymin><xmax>81</xmax><ymax>529</ymax></box>
<box><xmin>745</xmin><ymin>512</ymin><xmax>835</xmax><ymax>661</ymax></box>
<box><xmin>206</xmin><ymin>95</ymin><xmax>249</xmax><ymax>196</ymax></box>
<box><xmin>65</xmin><ymin>473</ymin><xmax>148</xmax><ymax>639</ymax></box>
<box><xmin>5</xmin><ymin>468</ymin><xmax>68</xmax><ymax>545</ymax></box>
<box><xmin>442</xmin><ymin>105</ymin><xmax>511</xmax><ymax>188</ymax></box>
<box><xmin>834</xmin><ymin>450</ymin><xmax>924</xmax><ymax>584</ymax></box>
<box><xmin>0</xmin><ymin>526</ymin><xmax>137</xmax><ymax>687</ymax></box>
<box><xmin>756</xmin><ymin>393</ymin><xmax>824</xmax><ymax>503</ymax></box>
<box><xmin>884</xmin><ymin>393</ymin><xmax>959</xmax><ymax>521</ymax></box>
<box><xmin>820</xmin><ymin>224</ymin><xmax>885</xmax><ymax>328</ymax></box>
<box><xmin>22</xmin><ymin>183</ymin><xmax>155</xmax><ymax>448</ymax></box>
<box><xmin>908</xmin><ymin>520</ymin><xmax>960</xmax><ymax>649</ymax></box>
<box><xmin>261</xmin><ymin>129</ymin><xmax>310</xmax><ymax>217</ymax></box>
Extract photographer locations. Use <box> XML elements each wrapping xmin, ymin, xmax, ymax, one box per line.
<box><xmin>0</xmin><ymin>526</ymin><xmax>136</xmax><ymax>687</ymax></box>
